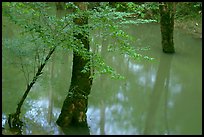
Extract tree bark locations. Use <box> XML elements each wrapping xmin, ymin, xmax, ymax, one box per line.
<box><xmin>159</xmin><ymin>2</ymin><xmax>175</xmax><ymax>53</ymax></box>
<box><xmin>56</xmin><ymin>3</ymin><xmax>92</xmax><ymax>132</ymax></box>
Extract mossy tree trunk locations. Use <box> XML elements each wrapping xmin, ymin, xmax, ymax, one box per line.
<box><xmin>159</xmin><ymin>2</ymin><xmax>176</xmax><ymax>53</ymax></box>
<box><xmin>56</xmin><ymin>2</ymin><xmax>92</xmax><ymax>130</ymax></box>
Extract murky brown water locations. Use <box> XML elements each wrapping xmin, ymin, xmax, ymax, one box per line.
<box><xmin>2</xmin><ymin>15</ymin><xmax>202</xmax><ymax>134</ymax></box>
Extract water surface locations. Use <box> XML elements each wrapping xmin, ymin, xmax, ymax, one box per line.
<box><xmin>2</xmin><ymin>21</ymin><xmax>202</xmax><ymax>135</ymax></box>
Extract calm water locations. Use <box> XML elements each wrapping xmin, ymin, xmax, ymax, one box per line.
<box><xmin>2</xmin><ymin>19</ymin><xmax>202</xmax><ymax>134</ymax></box>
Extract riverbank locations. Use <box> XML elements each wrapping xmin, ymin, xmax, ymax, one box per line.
<box><xmin>123</xmin><ymin>12</ymin><xmax>202</xmax><ymax>39</ymax></box>
<box><xmin>174</xmin><ymin>15</ymin><xmax>202</xmax><ymax>39</ymax></box>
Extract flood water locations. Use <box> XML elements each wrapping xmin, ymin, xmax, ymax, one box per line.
<box><xmin>2</xmin><ymin>18</ymin><xmax>202</xmax><ymax>134</ymax></box>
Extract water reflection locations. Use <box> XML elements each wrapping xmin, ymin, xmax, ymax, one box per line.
<box><xmin>143</xmin><ymin>53</ymin><xmax>173</xmax><ymax>135</ymax></box>
<box><xmin>23</xmin><ymin>99</ymin><xmax>61</xmax><ymax>135</ymax></box>
<box><xmin>88</xmin><ymin>23</ymin><xmax>202</xmax><ymax>135</ymax></box>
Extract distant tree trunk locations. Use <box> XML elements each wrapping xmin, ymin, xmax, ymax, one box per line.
<box><xmin>56</xmin><ymin>2</ymin><xmax>92</xmax><ymax>132</ymax></box>
<box><xmin>56</xmin><ymin>2</ymin><xmax>65</xmax><ymax>10</ymax></box>
<box><xmin>159</xmin><ymin>2</ymin><xmax>176</xmax><ymax>53</ymax></box>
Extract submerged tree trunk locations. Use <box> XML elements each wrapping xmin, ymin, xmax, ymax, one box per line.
<box><xmin>56</xmin><ymin>3</ymin><xmax>92</xmax><ymax>132</ymax></box>
<box><xmin>159</xmin><ymin>2</ymin><xmax>176</xmax><ymax>53</ymax></box>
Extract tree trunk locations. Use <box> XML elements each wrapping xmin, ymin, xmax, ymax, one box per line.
<box><xmin>56</xmin><ymin>2</ymin><xmax>92</xmax><ymax>131</ymax></box>
<box><xmin>56</xmin><ymin>2</ymin><xmax>65</xmax><ymax>10</ymax></box>
<box><xmin>159</xmin><ymin>2</ymin><xmax>175</xmax><ymax>53</ymax></box>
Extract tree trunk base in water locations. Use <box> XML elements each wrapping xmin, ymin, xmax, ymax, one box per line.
<box><xmin>56</xmin><ymin>94</ymin><xmax>90</xmax><ymax>135</ymax></box>
<box><xmin>56</xmin><ymin>95</ymin><xmax>88</xmax><ymax>127</ymax></box>
<box><xmin>163</xmin><ymin>48</ymin><xmax>175</xmax><ymax>53</ymax></box>
<box><xmin>59</xmin><ymin>124</ymin><xmax>90</xmax><ymax>135</ymax></box>
<box><xmin>8</xmin><ymin>113</ymin><xmax>23</xmax><ymax>129</ymax></box>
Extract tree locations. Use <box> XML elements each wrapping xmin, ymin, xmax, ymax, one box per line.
<box><xmin>159</xmin><ymin>2</ymin><xmax>176</xmax><ymax>53</ymax></box>
<box><xmin>3</xmin><ymin>2</ymin><xmax>63</xmax><ymax>133</ymax></box>
<box><xmin>3</xmin><ymin>2</ymin><xmax>152</xmax><ymax>134</ymax></box>
<box><xmin>56</xmin><ymin>2</ymin><xmax>92</xmax><ymax>133</ymax></box>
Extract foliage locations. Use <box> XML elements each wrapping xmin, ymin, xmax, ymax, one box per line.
<box><xmin>109</xmin><ymin>2</ymin><xmax>160</xmax><ymax>21</ymax></box>
<box><xmin>2</xmin><ymin>2</ymin><xmax>154</xmax><ymax>81</ymax></box>
<box><xmin>175</xmin><ymin>2</ymin><xmax>202</xmax><ymax>20</ymax></box>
